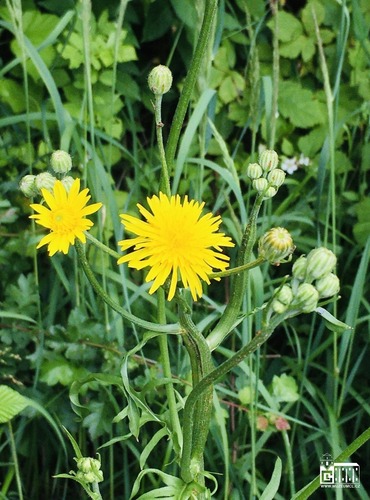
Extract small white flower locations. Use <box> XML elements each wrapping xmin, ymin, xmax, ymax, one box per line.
<box><xmin>281</xmin><ymin>157</ymin><xmax>298</xmax><ymax>175</ymax></box>
<box><xmin>298</xmin><ymin>154</ymin><xmax>310</xmax><ymax>167</ymax></box>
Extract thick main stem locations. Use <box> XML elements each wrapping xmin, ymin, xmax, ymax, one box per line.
<box><xmin>180</xmin><ymin>323</ymin><xmax>277</xmax><ymax>483</ymax></box>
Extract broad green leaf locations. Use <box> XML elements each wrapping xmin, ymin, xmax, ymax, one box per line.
<box><xmin>268</xmin><ymin>11</ymin><xmax>303</xmax><ymax>42</ymax></box>
<box><xmin>279</xmin><ymin>81</ymin><xmax>325</xmax><ymax>128</ymax></box>
<box><xmin>0</xmin><ymin>385</ymin><xmax>29</xmax><ymax>423</ymax></box>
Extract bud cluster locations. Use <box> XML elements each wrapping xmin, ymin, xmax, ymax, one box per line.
<box><xmin>75</xmin><ymin>456</ymin><xmax>103</xmax><ymax>484</ymax></box>
<box><xmin>19</xmin><ymin>150</ymin><xmax>74</xmax><ymax>198</ymax></box>
<box><xmin>269</xmin><ymin>247</ymin><xmax>339</xmax><ymax>318</ymax></box>
<box><xmin>246</xmin><ymin>149</ymin><xmax>286</xmax><ymax>200</ymax></box>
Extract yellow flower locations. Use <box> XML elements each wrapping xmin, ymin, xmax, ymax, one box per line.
<box><xmin>30</xmin><ymin>178</ymin><xmax>102</xmax><ymax>256</ymax></box>
<box><xmin>118</xmin><ymin>192</ymin><xmax>234</xmax><ymax>301</ymax></box>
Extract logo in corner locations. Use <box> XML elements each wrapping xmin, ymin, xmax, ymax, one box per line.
<box><xmin>320</xmin><ymin>453</ymin><xmax>360</xmax><ymax>489</ymax></box>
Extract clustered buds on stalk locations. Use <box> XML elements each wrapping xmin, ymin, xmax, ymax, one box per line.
<box><xmin>258</xmin><ymin>227</ymin><xmax>295</xmax><ymax>265</ymax></box>
<box><xmin>246</xmin><ymin>149</ymin><xmax>286</xmax><ymax>200</ymax></box>
<box><xmin>19</xmin><ymin>150</ymin><xmax>74</xmax><ymax>197</ymax></box>
<box><xmin>148</xmin><ymin>65</ymin><xmax>173</xmax><ymax>95</ymax></box>
<box><xmin>75</xmin><ymin>456</ymin><xmax>104</xmax><ymax>484</ymax></box>
<box><xmin>268</xmin><ymin>247</ymin><xmax>340</xmax><ymax>320</ymax></box>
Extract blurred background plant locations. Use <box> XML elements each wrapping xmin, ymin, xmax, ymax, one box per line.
<box><xmin>0</xmin><ymin>0</ymin><xmax>369</xmax><ymax>498</ymax></box>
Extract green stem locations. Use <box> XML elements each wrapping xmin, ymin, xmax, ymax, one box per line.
<box><xmin>180</xmin><ymin>321</ymin><xmax>277</xmax><ymax>484</ymax></box>
<box><xmin>7</xmin><ymin>421</ymin><xmax>24</xmax><ymax>500</ymax></box>
<box><xmin>209</xmin><ymin>257</ymin><xmax>265</xmax><ymax>279</ymax></box>
<box><xmin>206</xmin><ymin>194</ymin><xmax>264</xmax><ymax>351</ymax></box>
<box><xmin>86</xmin><ymin>233</ymin><xmax>121</xmax><ymax>260</ymax></box>
<box><xmin>177</xmin><ymin>295</ymin><xmax>213</xmax><ymax>485</ymax></box>
<box><xmin>282</xmin><ymin>429</ymin><xmax>295</xmax><ymax>497</ymax></box>
<box><xmin>157</xmin><ymin>288</ymin><xmax>183</xmax><ymax>454</ymax></box>
<box><xmin>75</xmin><ymin>240</ymin><xmax>179</xmax><ymax>334</ymax></box>
<box><xmin>154</xmin><ymin>94</ymin><xmax>171</xmax><ymax>196</ymax></box>
<box><xmin>269</xmin><ymin>0</ymin><xmax>279</xmax><ymax>149</ymax></box>
<box><xmin>292</xmin><ymin>426</ymin><xmax>370</xmax><ymax>499</ymax></box>
<box><xmin>165</xmin><ymin>0</ymin><xmax>218</xmax><ymax>173</ymax></box>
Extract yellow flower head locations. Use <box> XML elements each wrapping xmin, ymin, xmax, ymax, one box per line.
<box><xmin>30</xmin><ymin>178</ymin><xmax>102</xmax><ymax>256</ymax></box>
<box><xmin>117</xmin><ymin>192</ymin><xmax>234</xmax><ymax>301</ymax></box>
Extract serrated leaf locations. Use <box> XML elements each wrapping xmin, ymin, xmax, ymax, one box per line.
<box><xmin>280</xmin><ymin>35</ymin><xmax>315</xmax><ymax>61</ymax></box>
<box><xmin>0</xmin><ymin>385</ymin><xmax>29</xmax><ymax>423</ymax></box>
<box><xmin>279</xmin><ymin>81</ymin><xmax>325</xmax><ymax>128</ymax></box>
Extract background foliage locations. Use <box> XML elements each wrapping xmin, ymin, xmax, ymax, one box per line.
<box><xmin>0</xmin><ymin>0</ymin><xmax>369</xmax><ymax>498</ymax></box>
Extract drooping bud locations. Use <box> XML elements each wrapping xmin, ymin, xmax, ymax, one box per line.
<box><xmin>259</xmin><ymin>149</ymin><xmax>279</xmax><ymax>172</ymax></box>
<box><xmin>315</xmin><ymin>273</ymin><xmax>340</xmax><ymax>298</ymax></box>
<box><xmin>253</xmin><ymin>177</ymin><xmax>268</xmax><ymax>193</ymax></box>
<box><xmin>292</xmin><ymin>283</ymin><xmax>319</xmax><ymax>313</ymax></box>
<box><xmin>292</xmin><ymin>255</ymin><xmax>307</xmax><ymax>281</ymax></box>
<box><xmin>19</xmin><ymin>174</ymin><xmax>38</xmax><ymax>198</ymax></box>
<box><xmin>148</xmin><ymin>65</ymin><xmax>173</xmax><ymax>95</ymax></box>
<box><xmin>258</xmin><ymin>227</ymin><xmax>295</xmax><ymax>264</ymax></box>
<box><xmin>246</xmin><ymin>162</ymin><xmax>263</xmax><ymax>179</ymax></box>
<box><xmin>267</xmin><ymin>168</ymin><xmax>286</xmax><ymax>188</ymax></box>
<box><xmin>35</xmin><ymin>172</ymin><xmax>57</xmax><ymax>193</ymax></box>
<box><xmin>305</xmin><ymin>247</ymin><xmax>337</xmax><ymax>281</ymax></box>
<box><xmin>50</xmin><ymin>150</ymin><xmax>72</xmax><ymax>174</ymax></box>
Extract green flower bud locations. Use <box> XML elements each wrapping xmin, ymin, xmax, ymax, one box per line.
<box><xmin>50</xmin><ymin>150</ymin><xmax>72</xmax><ymax>173</ymax></box>
<box><xmin>263</xmin><ymin>186</ymin><xmax>278</xmax><ymax>199</ymax></box>
<box><xmin>253</xmin><ymin>177</ymin><xmax>268</xmax><ymax>193</ymax></box>
<box><xmin>267</xmin><ymin>168</ymin><xmax>286</xmax><ymax>188</ymax></box>
<box><xmin>76</xmin><ymin>457</ymin><xmax>101</xmax><ymax>473</ymax></box>
<box><xmin>306</xmin><ymin>247</ymin><xmax>337</xmax><ymax>281</ymax></box>
<box><xmin>148</xmin><ymin>65</ymin><xmax>173</xmax><ymax>95</ymax></box>
<box><xmin>258</xmin><ymin>227</ymin><xmax>295</xmax><ymax>264</ymax></box>
<box><xmin>246</xmin><ymin>162</ymin><xmax>263</xmax><ymax>179</ymax></box>
<box><xmin>292</xmin><ymin>255</ymin><xmax>307</xmax><ymax>281</ymax></box>
<box><xmin>272</xmin><ymin>299</ymin><xmax>288</xmax><ymax>314</ymax></box>
<box><xmin>292</xmin><ymin>283</ymin><xmax>319</xmax><ymax>313</ymax></box>
<box><xmin>274</xmin><ymin>284</ymin><xmax>293</xmax><ymax>305</ymax></box>
<box><xmin>315</xmin><ymin>273</ymin><xmax>340</xmax><ymax>298</ymax></box>
<box><xmin>61</xmin><ymin>176</ymin><xmax>75</xmax><ymax>192</ymax></box>
<box><xmin>19</xmin><ymin>174</ymin><xmax>38</xmax><ymax>198</ymax></box>
<box><xmin>35</xmin><ymin>172</ymin><xmax>57</xmax><ymax>193</ymax></box>
<box><xmin>259</xmin><ymin>149</ymin><xmax>279</xmax><ymax>171</ymax></box>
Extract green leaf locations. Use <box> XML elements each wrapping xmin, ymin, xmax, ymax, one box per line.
<box><xmin>272</xmin><ymin>374</ymin><xmax>299</xmax><ymax>403</ymax></box>
<box><xmin>260</xmin><ymin>457</ymin><xmax>282</xmax><ymax>500</ymax></box>
<box><xmin>268</xmin><ymin>11</ymin><xmax>303</xmax><ymax>42</ymax></box>
<box><xmin>315</xmin><ymin>307</ymin><xmax>353</xmax><ymax>333</ymax></box>
<box><xmin>279</xmin><ymin>81</ymin><xmax>325</xmax><ymax>128</ymax></box>
<box><xmin>0</xmin><ymin>385</ymin><xmax>29</xmax><ymax>423</ymax></box>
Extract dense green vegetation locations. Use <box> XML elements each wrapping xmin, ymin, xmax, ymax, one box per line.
<box><xmin>0</xmin><ymin>0</ymin><xmax>369</xmax><ymax>498</ymax></box>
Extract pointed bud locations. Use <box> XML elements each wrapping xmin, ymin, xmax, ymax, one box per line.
<box><xmin>306</xmin><ymin>247</ymin><xmax>337</xmax><ymax>281</ymax></box>
<box><xmin>19</xmin><ymin>174</ymin><xmax>38</xmax><ymax>198</ymax></box>
<box><xmin>50</xmin><ymin>150</ymin><xmax>72</xmax><ymax>174</ymax></box>
<box><xmin>246</xmin><ymin>162</ymin><xmax>263</xmax><ymax>179</ymax></box>
<box><xmin>292</xmin><ymin>283</ymin><xmax>319</xmax><ymax>313</ymax></box>
<box><xmin>259</xmin><ymin>149</ymin><xmax>279</xmax><ymax>171</ymax></box>
<box><xmin>315</xmin><ymin>273</ymin><xmax>340</xmax><ymax>298</ymax></box>
<box><xmin>258</xmin><ymin>227</ymin><xmax>295</xmax><ymax>264</ymax></box>
<box><xmin>148</xmin><ymin>65</ymin><xmax>173</xmax><ymax>95</ymax></box>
